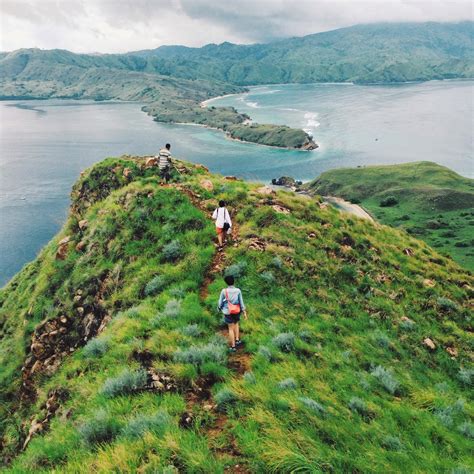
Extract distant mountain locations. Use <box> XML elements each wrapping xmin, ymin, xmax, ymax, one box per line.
<box><xmin>129</xmin><ymin>22</ymin><xmax>474</xmax><ymax>84</ymax></box>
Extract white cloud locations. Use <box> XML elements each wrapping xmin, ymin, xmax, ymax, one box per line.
<box><xmin>0</xmin><ymin>0</ymin><xmax>472</xmax><ymax>53</ymax></box>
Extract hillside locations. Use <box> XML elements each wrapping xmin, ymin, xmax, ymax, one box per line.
<box><xmin>131</xmin><ymin>22</ymin><xmax>474</xmax><ymax>85</ymax></box>
<box><xmin>0</xmin><ymin>157</ymin><xmax>473</xmax><ymax>472</ymax></box>
<box><xmin>307</xmin><ymin>162</ymin><xmax>474</xmax><ymax>270</ymax></box>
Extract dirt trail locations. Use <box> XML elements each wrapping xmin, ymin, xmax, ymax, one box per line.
<box><xmin>165</xmin><ymin>181</ymin><xmax>251</xmax><ymax>472</ymax></box>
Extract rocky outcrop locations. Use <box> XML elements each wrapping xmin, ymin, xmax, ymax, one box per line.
<box><xmin>300</xmin><ymin>137</ymin><xmax>319</xmax><ymax>151</ymax></box>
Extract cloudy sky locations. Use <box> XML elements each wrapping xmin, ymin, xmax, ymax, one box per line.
<box><xmin>1</xmin><ymin>0</ymin><xmax>472</xmax><ymax>53</ymax></box>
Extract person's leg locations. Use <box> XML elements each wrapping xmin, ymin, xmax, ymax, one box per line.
<box><xmin>228</xmin><ymin>323</ymin><xmax>236</xmax><ymax>347</ymax></box>
<box><xmin>235</xmin><ymin>322</ymin><xmax>240</xmax><ymax>342</ymax></box>
<box><xmin>217</xmin><ymin>229</ymin><xmax>223</xmax><ymax>247</ymax></box>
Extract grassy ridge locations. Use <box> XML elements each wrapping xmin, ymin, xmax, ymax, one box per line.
<box><xmin>307</xmin><ymin>161</ymin><xmax>474</xmax><ymax>270</ymax></box>
<box><xmin>0</xmin><ymin>157</ymin><xmax>472</xmax><ymax>472</ymax></box>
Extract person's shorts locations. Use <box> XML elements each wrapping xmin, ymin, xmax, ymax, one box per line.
<box><xmin>224</xmin><ymin>313</ymin><xmax>241</xmax><ymax>324</ymax></box>
<box><xmin>216</xmin><ymin>226</ymin><xmax>224</xmax><ymax>235</ymax></box>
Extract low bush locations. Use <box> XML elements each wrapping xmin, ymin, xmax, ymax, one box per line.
<box><xmin>243</xmin><ymin>371</ymin><xmax>256</xmax><ymax>384</ymax></box>
<box><xmin>382</xmin><ymin>435</ymin><xmax>404</xmax><ymax>451</ymax></box>
<box><xmin>399</xmin><ymin>318</ymin><xmax>416</xmax><ymax>331</ymax></box>
<box><xmin>163</xmin><ymin>299</ymin><xmax>181</xmax><ymax>318</ymax></box>
<box><xmin>298</xmin><ymin>397</ymin><xmax>326</xmax><ymax>417</ymax></box>
<box><xmin>180</xmin><ymin>324</ymin><xmax>202</xmax><ymax>337</ymax></box>
<box><xmin>78</xmin><ymin>409</ymin><xmax>121</xmax><ymax>446</ymax></box>
<box><xmin>272</xmin><ymin>332</ymin><xmax>296</xmax><ymax>352</ymax></box>
<box><xmin>458</xmin><ymin>421</ymin><xmax>474</xmax><ymax>439</ymax></box>
<box><xmin>101</xmin><ymin>368</ymin><xmax>148</xmax><ymax>398</ymax></box>
<box><xmin>458</xmin><ymin>367</ymin><xmax>473</xmax><ymax>386</ymax></box>
<box><xmin>348</xmin><ymin>397</ymin><xmax>370</xmax><ymax>418</ymax></box>
<box><xmin>224</xmin><ymin>261</ymin><xmax>247</xmax><ymax>278</ymax></box>
<box><xmin>270</xmin><ymin>256</ymin><xmax>283</xmax><ymax>269</ymax></box>
<box><xmin>277</xmin><ymin>378</ymin><xmax>297</xmax><ymax>391</ymax></box>
<box><xmin>437</xmin><ymin>297</ymin><xmax>459</xmax><ymax>314</ymax></box>
<box><xmin>257</xmin><ymin>345</ymin><xmax>273</xmax><ymax>361</ymax></box>
<box><xmin>144</xmin><ymin>275</ymin><xmax>167</xmax><ymax>296</ymax></box>
<box><xmin>380</xmin><ymin>196</ymin><xmax>398</xmax><ymax>207</ymax></box>
<box><xmin>122</xmin><ymin>410</ymin><xmax>172</xmax><ymax>439</ymax></box>
<box><xmin>173</xmin><ymin>341</ymin><xmax>226</xmax><ymax>366</ymax></box>
<box><xmin>162</xmin><ymin>240</ymin><xmax>184</xmax><ymax>262</ymax></box>
<box><xmin>260</xmin><ymin>271</ymin><xmax>276</xmax><ymax>285</ymax></box>
<box><xmin>215</xmin><ymin>388</ymin><xmax>237</xmax><ymax>411</ymax></box>
<box><xmin>83</xmin><ymin>338</ymin><xmax>109</xmax><ymax>358</ymax></box>
<box><xmin>371</xmin><ymin>366</ymin><xmax>400</xmax><ymax>395</ymax></box>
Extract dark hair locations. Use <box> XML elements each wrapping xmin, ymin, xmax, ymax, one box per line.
<box><xmin>224</xmin><ymin>275</ymin><xmax>234</xmax><ymax>286</ymax></box>
<box><xmin>165</xmin><ymin>143</ymin><xmax>171</xmax><ymax>149</ymax></box>
<box><xmin>219</xmin><ymin>200</ymin><xmax>226</xmax><ymax>207</ymax></box>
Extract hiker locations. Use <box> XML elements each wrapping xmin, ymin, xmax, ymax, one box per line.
<box><xmin>158</xmin><ymin>143</ymin><xmax>172</xmax><ymax>183</ymax></box>
<box><xmin>218</xmin><ymin>275</ymin><xmax>247</xmax><ymax>352</ymax></box>
<box><xmin>212</xmin><ymin>200</ymin><xmax>232</xmax><ymax>250</ymax></box>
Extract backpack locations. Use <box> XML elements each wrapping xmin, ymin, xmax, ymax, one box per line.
<box><xmin>225</xmin><ymin>289</ymin><xmax>241</xmax><ymax>315</ymax></box>
<box><xmin>218</xmin><ymin>208</ymin><xmax>231</xmax><ymax>232</ymax></box>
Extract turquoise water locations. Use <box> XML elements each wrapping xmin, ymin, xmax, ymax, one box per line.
<box><xmin>0</xmin><ymin>81</ymin><xmax>472</xmax><ymax>285</ymax></box>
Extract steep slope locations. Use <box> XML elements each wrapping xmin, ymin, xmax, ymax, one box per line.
<box><xmin>0</xmin><ymin>157</ymin><xmax>472</xmax><ymax>472</ymax></box>
<box><xmin>307</xmin><ymin>162</ymin><xmax>474</xmax><ymax>270</ymax></box>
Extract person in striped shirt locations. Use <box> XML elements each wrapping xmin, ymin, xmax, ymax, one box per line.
<box><xmin>158</xmin><ymin>143</ymin><xmax>172</xmax><ymax>182</ymax></box>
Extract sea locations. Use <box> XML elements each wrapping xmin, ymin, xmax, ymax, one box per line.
<box><xmin>0</xmin><ymin>80</ymin><xmax>472</xmax><ymax>285</ymax></box>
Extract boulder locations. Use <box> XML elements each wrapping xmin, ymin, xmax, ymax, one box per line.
<box><xmin>423</xmin><ymin>338</ymin><xmax>436</xmax><ymax>351</ymax></box>
<box><xmin>225</xmin><ymin>175</ymin><xmax>237</xmax><ymax>181</ymax></box>
<box><xmin>56</xmin><ymin>236</ymin><xmax>71</xmax><ymax>260</ymax></box>
<box><xmin>446</xmin><ymin>346</ymin><xmax>458</xmax><ymax>357</ymax></box>
<box><xmin>272</xmin><ymin>204</ymin><xmax>290</xmax><ymax>214</ymax></box>
<box><xmin>78</xmin><ymin>219</ymin><xmax>88</xmax><ymax>230</ymax></box>
<box><xmin>200</xmin><ymin>179</ymin><xmax>214</xmax><ymax>191</ymax></box>
<box><xmin>256</xmin><ymin>186</ymin><xmax>276</xmax><ymax>196</ymax></box>
<box><xmin>145</xmin><ymin>157</ymin><xmax>158</xmax><ymax>168</ymax></box>
<box><xmin>123</xmin><ymin>167</ymin><xmax>132</xmax><ymax>178</ymax></box>
<box><xmin>75</xmin><ymin>241</ymin><xmax>86</xmax><ymax>252</ymax></box>
<box><xmin>423</xmin><ymin>279</ymin><xmax>436</xmax><ymax>288</ymax></box>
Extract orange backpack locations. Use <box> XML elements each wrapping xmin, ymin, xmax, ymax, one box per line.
<box><xmin>225</xmin><ymin>289</ymin><xmax>241</xmax><ymax>315</ymax></box>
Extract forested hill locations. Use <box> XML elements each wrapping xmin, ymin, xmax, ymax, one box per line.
<box><xmin>130</xmin><ymin>21</ymin><xmax>474</xmax><ymax>84</ymax></box>
<box><xmin>1</xmin><ymin>21</ymin><xmax>473</xmax><ymax>86</ymax></box>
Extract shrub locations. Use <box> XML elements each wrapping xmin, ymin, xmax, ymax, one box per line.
<box><xmin>257</xmin><ymin>345</ymin><xmax>273</xmax><ymax>361</ymax></box>
<box><xmin>298</xmin><ymin>397</ymin><xmax>326</xmax><ymax>417</ymax></box>
<box><xmin>340</xmin><ymin>265</ymin><xmax>357</xmax><ymax>281</ymax></box>
<box><xmin>270</xmin><ymin>256</ymin><xmax>283</xmax><ymax>269</ymax></box>
<box><xmin>243</xmin><ymin>371</ymin><xmax>256</xmax><ymax>384</ymax></box>
<box><xmin>101</xmin><ymin>368</ymin><xmax>148</xmax><ymax>398</ymax></box>
<box><xmin>382</xmin><ymin>435</ymin><xmax>404</xmax><ymax>451</ymax></box>
<box><xmin>162</xmin><ymin>240</ymin><xmax>183</xmax><ymax>262</ymax></box>
<box><xmin>78</xmin><ymin>409</ymin><xmax>121</xmax><ymax>446</ymax></box>
<box><xmin>371</xmin><ymin>366</ymin><xmax>400</xmax><ymax>395</ymax></box>
<box><xmin>174</xmin><ymin>342</ymin><xmax>226</xmax><ymax>366</ymax></box>
<box><xmin>122</xmin><ymin>410</ymin><xmax>172</xmax><ymax>439</ymax></box>
<box><xmin>144</xmin><ymin>275</ymin><xmax>167</xmax><ymax>296</ymax></box>
<box><xmin>435</xmin><ymin>399</ymin><xmax>465</xmax><ymax>427</ymax></box>
<box><xmin>348</xmin><ymin>397</ymin><xmax>370</xmax><ymax>418</ymax></box>
<box><xmin>163</xmin><ymin>299</ymin><xmax>181</xmax><ymax>318</ymax></box>
<box><xmin>298</xmin><ymin>330</ymin><xmax>313</xmax><ymax>343</ymax></box>
<box><xmin>180</xmin><ymin>324</ymin><xmax>202</xmax><ymax>337</ymax></box>
<box><xmin>260</xmin><ymin>271</ymin><xmax>276</xmax><ymax>284</ymax></box>
<box><xmin>458</xmin><ymin>421</ymin><xmax>474</xmax><ymax>439</ymax></box>
<box><xmin>380</xmin><ymin>196</ymin><xmax>398</xmax><ymax>207</ymax></box>
<box><xmin>224</xmin><ymin>261</ymin><xmax>247</xmax><ymax>278</ymax></box>
<box><xmin>83</xmin><ymin>338</ymin><xmax>109</xmax><ymax>358</ymax></box>
<box><xmin>272</xmin><ymin>332</ymin><xmax>295</xmax><ymax>352</ymax></box>
<box><xmin>458</xmin><ymin>367</ymin><xmax>474</xmax><ymax>386</ymax></box>
<box><xmin>277</xmin><ymin>378</ymin><xmax>297</xmax><ymax>391</ymax></box>
<box><xmin>372</xmin><ymin>330</ymin><xmax>391</xmax><ymax>349</ymax></box>
<box><xmin>215</xmin><ymin>388</ymin><xmax>237</xmax><ymax>411</ymax></box>
<box><xmin>400</xmin><ymin>318</ymin><xmax>416</xmax><ymax>331</ymax></box>
<box><xmin>437</xmin><ymin>297</ymin><xmax>459</xmax><ymax>313</ymax></box>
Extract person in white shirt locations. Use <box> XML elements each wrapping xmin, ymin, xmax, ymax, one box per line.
<box><xmin>157</xmin><ymin>143</ymin><xmax>172</xmax><ymax>182</ymax></box>
<box><xmin>212</xmin><ymin>200</ymin><xmax>232</xmax><ymax>250</ymax></box>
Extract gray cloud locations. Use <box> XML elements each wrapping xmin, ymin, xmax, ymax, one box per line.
<box><xmin>1</xmin><ymin>0</ymin><xmax>472</xmax><ymax>53</ymax></box>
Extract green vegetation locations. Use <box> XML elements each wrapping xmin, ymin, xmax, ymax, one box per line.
<box><xmin>307</xmin><ymin>161</ymin><xmax>474</xmax><ymax>270</ymax></box>
<box><xmin>0</xmin><ymin>156</ymin><xmax>472</xmax><ymax>472</ymax></box>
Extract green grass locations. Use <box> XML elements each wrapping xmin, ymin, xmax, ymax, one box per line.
<box><xmin>0</xmin><ymin>156</ymin><xmax>472</xmax><ymax>472</ymax></box>
<box><xmin>307</xmin><ymin>161</ymin><xmax>474</xmax><ymax>270</ymax></box>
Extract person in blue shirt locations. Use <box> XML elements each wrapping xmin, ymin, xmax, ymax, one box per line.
<box><xmin>217</xmin><ymin>275</ymin><xmax>247</xmax><ymax>352</ymax></box>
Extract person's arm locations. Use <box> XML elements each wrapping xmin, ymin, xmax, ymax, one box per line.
<box><xmin>226</xmin><ymin>209</ymin><xmax>232</xmax><ymax>227</ymax></box>
<box><xmin>212</xmin><ymin>209</ymin><xmax>218</xmax><ymax>220</ymax></box>
<box><xmin>238</xmin><ymin>289</ymin><xmax>247</xmax><ymax>319</ymax></box>
<box><xmin>217</xmin><ymin>289</ymin><xmax>225</xmax><ymax>311</ymax></box>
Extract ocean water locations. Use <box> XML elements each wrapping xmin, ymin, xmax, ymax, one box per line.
<box><xmin>0</xmin><ymin>81</ymin><xmax>473</xmax><ymax>285</ymax></box>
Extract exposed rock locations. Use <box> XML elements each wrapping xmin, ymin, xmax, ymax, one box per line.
<box><xmin>225</xmin><ymin>175</ymin><xmax>237</xmax><ymax>181</ymax></box>
<box><xmin>308</xmin><ymin>232</ymin><xmax>317</xmax><ymax>239</ymax></box>
<box><xmin>271</xmin><ymin>176</ymin><xmax>303</xmax><ymax>188</ymax></box>
<box><xmin>446</xmin><ymin>346</ymin><xmax>458</xmax><ymax>357</ymax></box>
<box><xmin>200</xmin><ymin>179</ymin><xmax>214</xmax><ymax>191</ymax></box>
<box><xmin>404</xmin><ymin>248</ymin><xmax>414</xmax><ymax>257</ymax></box>
<box><xmin>56</xmin><ymin>236</ymin><xmax>71</xmax><ymax>260</ymax></box>
<box><xmin>145</xmin><ymin>157</ymin><xmax>158</xmax><ymax>168</ymax></box>
<box><xmin>75</xmin><ymin>241</ymin><xmax>86</xmax><ymax>252</ymax></box>
<box><xmin>272</xmin><ymin>204</ymin><xmax>291</xmax><ymax>214</ymax></box>
<box><xmin>423</xmin><ymin>338</ymin><xmax>436</xmax><ymax>351</ymax></box>
<box><xmin>423</xmin><ymin>279</ymin><xmax>436</xmax><ymax>288</ymax></box>
<box><xmin>256</xmin><ymin>186</ymin><xmax>276</xmax><ymax>196</ymax></box>
<box><xmin>301</xmin><ymin>138</ymin><xmax>319</xmax><ymax>150</ymax></box>
<box><xmin>123</xmin><ymin>167</ymin><xmax>132</xmax><ymax>179</ymax></box>
<box><xmin>401</xmin><ymin>316</ymin><xmax>414</xmax><ymax>324</ymax></box>
<box><xmin>78</xmin><ymin>219</ymin><xmax>88</xmax><ymax>230</ymax></box>
<box><xmin>248</xmin><ymin>238</ymin><xmax>266</xmax><ymax>252</ymax></box>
